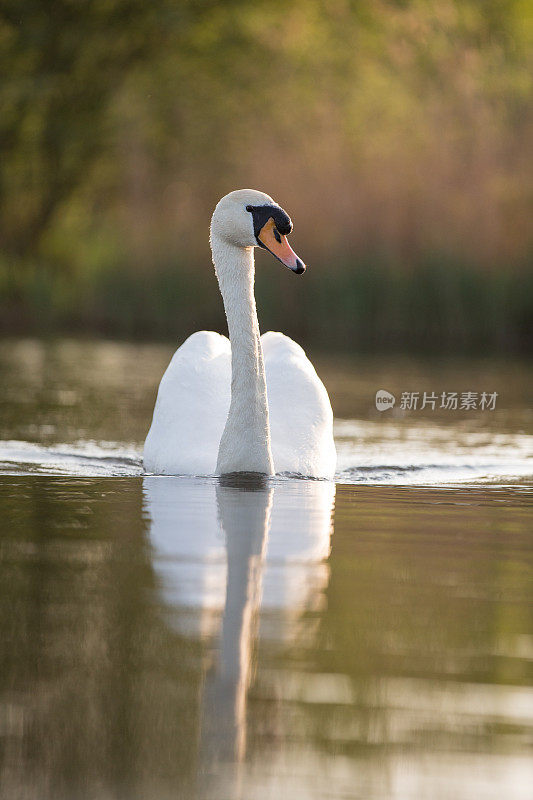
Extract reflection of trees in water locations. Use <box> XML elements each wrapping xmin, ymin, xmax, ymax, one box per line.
<box><xmin>0</xmin><ymin>478</ymin><xmax>201</xmax><ymax>799</ymax></box>
<box><xmin>6</xmin><ymin>478</ymin><xmax>528</xmax><ymax>798</ymax></box>
<box><xmin>309</xmin><ymin>486</ymin><xmax>533</xmax><ymax>755</ymax></box>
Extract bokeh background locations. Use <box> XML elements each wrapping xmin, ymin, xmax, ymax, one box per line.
<box><xmin>1</xmin><ymin>0</ymin><xmax>532</xmax><ymax>353</ymax></box>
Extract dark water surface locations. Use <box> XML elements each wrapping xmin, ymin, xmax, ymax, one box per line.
<box><xmin>0</xmin><ymin>339</ymin><xmax>532</xmax><ymax>799</ymax></box>
<box><xmin>1</xmin><ymin>477</ymin><xmax>532</xmax><ymax>800</ymax></box>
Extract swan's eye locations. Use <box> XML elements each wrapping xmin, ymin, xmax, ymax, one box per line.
<box><xmin>273</xmin><ymin>228</ymin><xmax>282</xmax><ymax>244</ymax></box>
<box><xmin>246</xmin><ymin>205</ymin><xmax>253</xmax><ymax>212</ymax></box>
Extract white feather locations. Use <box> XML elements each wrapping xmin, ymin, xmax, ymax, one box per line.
<box><xmin>144</xmin><ymin>330</ymin><xmax>336</xmax><ymax>478</ymax></box>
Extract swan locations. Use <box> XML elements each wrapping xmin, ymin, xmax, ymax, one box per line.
<box><xmin>143</xmin><ymin>189</ymin><xmax>336</xmax><ymax>479</ymax></box>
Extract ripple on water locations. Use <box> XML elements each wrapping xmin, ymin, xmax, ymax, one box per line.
<box><xmin>0</xmin><ymin>418</ymin><xmax>531</xmax><ymax>484</ymax></box>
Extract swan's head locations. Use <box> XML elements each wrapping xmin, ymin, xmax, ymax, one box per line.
<box><xmin>210</xmin><ymin>189</ymin><xmax>306</xmax><ymax>274</ymax></box>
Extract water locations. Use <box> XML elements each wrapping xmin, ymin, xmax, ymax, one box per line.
<box><xmin>0</xmin><ymin>338</ymin><xmax>531</xmax><ymax>484</ymax></box>
<box><xmin>0</xmin><ymin>339</ymin><xmax>532</xmax><ymax>799</ymax></box>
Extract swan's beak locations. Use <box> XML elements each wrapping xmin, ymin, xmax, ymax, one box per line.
<box><xmin>257</xmin><ymin>218</ymin><xmax>306</xmax><ymax>275</ymax></box>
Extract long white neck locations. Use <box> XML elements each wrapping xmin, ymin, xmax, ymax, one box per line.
<box><xmin>211</xmin><ymin>234</ymin><xmax>274</xmax><ymax>476</ymax></box>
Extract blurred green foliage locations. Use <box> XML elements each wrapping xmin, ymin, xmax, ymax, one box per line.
<box><xmin>0</xmin><ymin>0</ymin><xmax>532</xmax><ymax>351</ymax></box>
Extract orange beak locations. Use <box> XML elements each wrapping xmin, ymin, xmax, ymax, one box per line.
<box><xmin>257</xmin><ymin>217</ymin><xmax>306</xmax><ymax>274</ymax></box>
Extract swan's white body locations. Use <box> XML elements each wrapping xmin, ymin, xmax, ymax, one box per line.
<box><xmin>144</xmin><ymin>189</ymin><xmax>336</xmax><ymax>479</ymax></box>
<box><xmin>144</xmin><ymin>329</ymin><xmax>336</xmax><ymax>477</ymax></box>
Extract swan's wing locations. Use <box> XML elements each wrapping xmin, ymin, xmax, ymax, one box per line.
<box><xmin>261</xmin><ymin>331</ymin><xmax>336</xmax><ymax>478</ymax></box>
<box><xmin>144</xmin><ymin>331</ymin><xmax>231</xmax><ymax>475</ymax></box>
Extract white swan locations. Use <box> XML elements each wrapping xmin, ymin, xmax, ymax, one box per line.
<box><xmin>144</xmin><ymin>189</ymin><xmax>336</xmax><ymax>479</ymax></box>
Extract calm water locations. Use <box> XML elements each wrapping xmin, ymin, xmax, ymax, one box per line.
<box><xmin>0</xmin><ymin>339</ymin><xmax>532</xmax><ymax>799</ymax></box>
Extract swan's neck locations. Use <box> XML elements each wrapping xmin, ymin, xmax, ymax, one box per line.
<box><xmin>212</xmin><ymin>236</ymin><xmax>274</xmax><ymax>475</ymax></box>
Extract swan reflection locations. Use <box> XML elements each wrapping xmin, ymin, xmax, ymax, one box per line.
<box><xmin>143</xmin><ymin>476</ymin><xmax>335</xmax><ymax>794</ymax></box>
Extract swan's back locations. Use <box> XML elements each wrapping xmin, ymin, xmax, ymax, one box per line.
<box><xmin>144</xmin><ymin>332</ymin><xmax>230</xmax><ymax>475</ymax></box>
<box><xmin>262</xmin><ymin>332</ymin><xmax>336</xmax><ymax>479</ymax></box>
<box><xmin>144</xmin><ymin>330</ymin><xmax>336</xmax><ymax>478</ymax></box>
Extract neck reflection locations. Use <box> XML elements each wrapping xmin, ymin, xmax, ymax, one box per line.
<box><xmin>202</xmin><ymin>478</ymin><xmax>273</xmax><ymax>779</ymax></box>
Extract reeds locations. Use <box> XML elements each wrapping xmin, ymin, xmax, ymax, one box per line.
<box><xmin>1</xmin><ymin>253</ymin><xmax>530</xmax><ymax>354</ymax></box>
